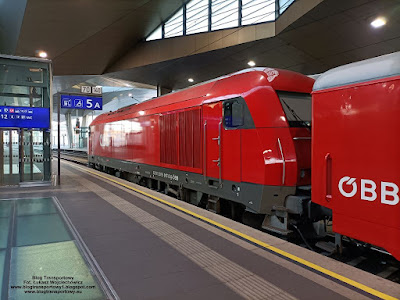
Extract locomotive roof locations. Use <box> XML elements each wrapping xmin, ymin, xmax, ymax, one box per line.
<box><xmin>313</xmin><ymin>51</ymin><xmax>400</xmax><ymax>91</ymax></box>
<box><xmin>91</xmin><ymin>67</ymin><xmax>313</xmax><ymax>125</ymax></box>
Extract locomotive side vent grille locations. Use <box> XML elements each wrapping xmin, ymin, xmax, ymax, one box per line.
<box><xmin>160</xmin><ymin>113</ymin><xmax>178</xmax><ymax>165</ymax></box>
<box><xmin>160</xmin><ymin>108</ymin><xmax>201</xmax><ymax>169</ymax></box>
<box><xmin>179</xmin><ymin>109</ymin><xmax>201</xmax><ymax>169</ymax></box>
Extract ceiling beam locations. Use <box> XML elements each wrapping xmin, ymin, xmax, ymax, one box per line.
<box><xmin>107</xmin><ymin>0</ymin><xmax>323</xmax><ymax>73</ymax></box>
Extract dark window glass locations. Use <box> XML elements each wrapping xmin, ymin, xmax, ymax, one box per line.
<box><xmin>224</xmin><ymin>100</ymin><xmax>243</xmax><ymax>128</ymax></box>
<box><xmin>277</xmin><ymin>91</ymin><xmax>311</xmax><ymax>128</ymax></box>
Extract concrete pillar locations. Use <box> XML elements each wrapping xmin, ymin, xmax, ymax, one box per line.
<box><xmin>65</xmin><ymin>113</ymin><xmax>73</xmax><ymax>148</ymax></box>
<box><xmin>82</xmin><ymin>115</ymin><xmax>87</xmax><ymax>127</ymax></box>
<box><xmin>81</xmin><ymin>114</ymin><xmax>88</xmax><ymax>149</ymax></box>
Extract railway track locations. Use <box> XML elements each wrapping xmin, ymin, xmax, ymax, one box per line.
<box><xmin>58</xmin><ymin>153</ymin><xmax>400</xmax><ymax>284</ymax></box>
<box><xmin>293</xmin><ymin>233</ymin><xmax>400</xmax><ymax>283</ymax></box>
<box><xmin>53</xmin><ymin>149</ymin><xmax>88</xmax><ymax>165</ymax></box>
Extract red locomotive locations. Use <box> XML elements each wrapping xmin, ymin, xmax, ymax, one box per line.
<box><xmin>312</xmin><ymin>51</ymin><xmax>400</xmax><ymax>260</ymax></box>
<box><xmin>89</xmin><ymin>68</ymin><xmax>315</xmax><ymax>234</ymax></box>
<box><xmin>89</xmin><ymin>51</ymin><xmax>400</xmax><ymax>260</ymax></box>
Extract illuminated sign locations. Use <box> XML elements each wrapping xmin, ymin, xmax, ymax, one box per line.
<box><xmin>61</xmin><ymin>94</ymin><xmax>102</xmax><ymax>110</ymax></box>
<box><xmin>0</xmin><ymin>106</ymin><xmax>50</xmax><ymax>129</ymax></box>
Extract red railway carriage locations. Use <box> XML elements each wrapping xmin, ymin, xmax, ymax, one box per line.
<box><xmin>89</xmin><ymin>68</ymin><xmax>315</xmax><ymax>233</ymax></box>
<box><xmin>312</xmin><ymin>52</ymin><xmax>400</xmax><ymax>259</ymax></box>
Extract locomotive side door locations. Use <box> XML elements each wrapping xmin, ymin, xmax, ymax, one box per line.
<box><xmin>221</xmin><ymin>99</ymin><xmax>241</xmax><ymax>183</ymax></box>
<box><xmin>203</xmin><ymin>102</ymin><xmax>223</xmax><ymax>187</ymax></box>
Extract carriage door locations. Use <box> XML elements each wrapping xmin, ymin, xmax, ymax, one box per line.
<box><xmin>203</xmin><ymin>102</ymin><xmax>223</xmax><ymax>188</ymax></box>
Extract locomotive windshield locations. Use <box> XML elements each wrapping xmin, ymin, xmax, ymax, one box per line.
<box><xmin>277</xmin><ymin>91</ymin><xmax>311</xmax><ymax>128</ymax></box>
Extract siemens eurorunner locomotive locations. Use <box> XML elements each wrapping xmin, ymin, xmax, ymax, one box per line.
<box><xmin>89</xmin><ymin>52</ymin><xmax>400</xmax><ymax>260</ymax></box>
<box><xmin>89</xmin><ymin>68</ymin><xmax>317</xmax><ymax>234</ymax></box>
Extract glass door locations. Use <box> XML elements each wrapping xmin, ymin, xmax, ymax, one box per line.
<box><xmin>0</xmin><ymin>129</ymin><xmax>47</xmax><ymax>186</ymax></box>
<box><xmin>20</xmin><ymin>129</ymin><xmax>44</xmax><ymax>182</ymax></box>
<box><xmin>0</xmin><ymin>129</ymin><xmax>20</xmax><ymax>186</ymax></box>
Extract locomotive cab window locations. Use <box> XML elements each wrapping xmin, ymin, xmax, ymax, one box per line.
<box><xmin>224</xmin><ymin>100</ymin><xmax>243</xmax><ymax>128</ymax></box>
<box><xmin>277</xmin><ymin>91</ymin><xmax>311</xmax><ymax>128</ymax></box>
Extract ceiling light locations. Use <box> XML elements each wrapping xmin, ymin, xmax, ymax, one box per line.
<box><xmin>37</xmin><ymin>51</ymin><xmax>48</xmax><ymax>58</ymax></box>
<box><xmin>248</xmin><ymin>60</ymin><xmax>256</xmax><ymax>67</ymax></box>
<box><xmin>371</xmin><ymin>17</ymin><xmax>386</xmax><ymax>28</ymax></box>
<box><xmin>188</xmin><ymin>78</ymin><xmax>194</xmax><ymax>83</ymax></box>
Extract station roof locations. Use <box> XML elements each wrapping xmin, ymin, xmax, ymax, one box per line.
<box><xmin>2</xmin><ymin>0</ymin><xmax>400</xmax><ymax>95</ymax></box>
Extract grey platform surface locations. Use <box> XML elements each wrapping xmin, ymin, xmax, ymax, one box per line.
<box><xmin>1</xmin><ymin>160</ymin><xmax>399</xmax><ymax>300</ymax></box>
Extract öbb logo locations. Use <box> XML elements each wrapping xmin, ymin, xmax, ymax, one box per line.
<box><xmin>338</xmin><ymin>176</ymin><xmax>399</xmax><ymax>205</ymax></box>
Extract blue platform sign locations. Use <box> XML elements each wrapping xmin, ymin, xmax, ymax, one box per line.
<box><xmin>0</xmin><ymin>106</ymin><xmax>50</xmax><ymax>129</ymax></box>
<box><xmin>61</xmin><ymin>94</ymin><xmax>102</xmax><ymax>110</ymax></box>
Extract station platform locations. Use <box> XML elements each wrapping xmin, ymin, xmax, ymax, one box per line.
<box><xmin>1</xmin><ymin>160</ymin><xmax>399</xmax><ymax>300</ymax></box>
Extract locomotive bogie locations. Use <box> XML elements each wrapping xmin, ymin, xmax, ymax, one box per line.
<box><xmin>89</xmin><ymin>154</ymin><xmax>297</xmax><ymax>214</ymax></box>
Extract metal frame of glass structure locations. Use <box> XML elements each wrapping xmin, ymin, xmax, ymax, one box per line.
<box><xmin>146</xmin><ymin>0</ymin><xmax>296</xmax><ymax>41</ymax></box>
<box><xmin>0</xmin><ymin>196</ymin><xmax>118</xmax><ymax>300</ymax></box>
<box><xmin>0</xmin><ymin>55</ymin><xmax>52</xmax><ymax>186</ymax></box>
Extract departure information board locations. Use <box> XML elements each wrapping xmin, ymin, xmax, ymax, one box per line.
<box><xmin>61</xmin><ymin>94</ymin><xmax>103</xmax><ymax>110</ymax></box>
<box><xmin>0</xmin><ymin>106</ymin><xmax>50</xmax><ymax>129</ymax></box>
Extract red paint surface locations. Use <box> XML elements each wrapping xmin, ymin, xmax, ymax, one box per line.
<box><xmin>312</xmin><ymin>76</ymin><xmax>400</xmax><ymax>259</ymax></box>
<box><xmin>90</xmin><ymin>68</ymin><xmax>313</xmax><ymax>187</ymax></box>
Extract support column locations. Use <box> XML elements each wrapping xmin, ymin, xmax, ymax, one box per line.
<box><xmin>81</xmin><ymin>115</ymin><xmax>87</xmax><ymax>128</ymax></box>
<box><xmin>65</xmin><ymin>113</ymin><xmax>73</xmax><ymax>149</ymax></box>
<box><xmin>57</xmin><ymin>95</ymin><xmax>61</xmax><ymax>185</ymax></box>
<box><xmin>81</xmin><ymin>114</ymin><xmax>88</xmax><ymax>149</ymax></box>
<box><xmin>19</xmin><ymin>129</ymin><xmax>24</xmax><ymax>183</ymax></box>
<box><xmin>43</xmin><ymin>130</ymin><xmax>51</xmax><ymax>181</ymax></box>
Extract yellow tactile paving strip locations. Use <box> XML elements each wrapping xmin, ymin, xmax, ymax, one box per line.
<box><xmin>62</xmin><ymin>161</ymin><xmax>399</xmax><ymax>300</ymax></box>
<box><xmin>61</xmin><ymin>166</ymin><xmax>298</xmax><ymax>300</ymax></box>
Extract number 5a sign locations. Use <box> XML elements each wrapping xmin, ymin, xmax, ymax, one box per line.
<box><xmin>60</xmin><ymin>94</ymin><xmax>102</xmax><ymax>110</ymax></box>
<box><xmin>86</xmin><ymin>98</ymin><xmax>102</xmax><ymax>109</ymax></box>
